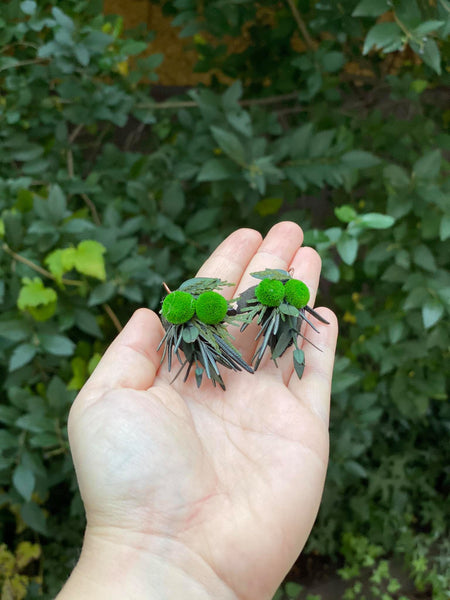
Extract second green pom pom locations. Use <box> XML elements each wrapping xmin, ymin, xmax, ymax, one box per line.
<box><xmin>284</xmin><ymin>278</ymin><xmax>310</xmax><ymax>309</ymax></box>
<box><xmin>195</xmin><ymin>291</ymin><xmax>228</xmax><ymax>324</ymax></box>
<box><xmin>162</xmin><ymin>291</ymin><xmax>196</xmax><ymax>324</ymax></box>
<box><xmin>255</xmin><ymin>278</ymin><xmax>285</xmax><ymax>307</ymax></box>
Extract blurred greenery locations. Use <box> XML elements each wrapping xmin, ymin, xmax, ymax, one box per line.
<box><xmin>0</xmin><ymin>0</ymin><xmax>448</xmax><ymax>598</ymax></box>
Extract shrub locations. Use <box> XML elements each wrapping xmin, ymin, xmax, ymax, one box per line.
<box><xmin>0</xmin><ymin>0</ymin><xmax>448</xmax><ymax>597</ymax></box>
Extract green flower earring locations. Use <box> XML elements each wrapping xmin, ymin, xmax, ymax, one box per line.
<box><xmin>158</xmin><ymin>277</ymin><xmax>253</xmax><ymax>390</ymax></box>
<box><xmin>235</xmin><ymin>269</ymin><xmax>329</xmax><ymax>379</ymax></box>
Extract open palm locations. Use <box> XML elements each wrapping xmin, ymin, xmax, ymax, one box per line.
<box><xmin>68</xmin><ymin>222</ymin><xmax>338</xmax><ymax>600</ymax></box>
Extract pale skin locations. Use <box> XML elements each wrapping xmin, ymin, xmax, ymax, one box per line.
<box><xmin>57</xmin><ymin>222</ymin><xmax>338</xmax><ymax>600</ymax></box>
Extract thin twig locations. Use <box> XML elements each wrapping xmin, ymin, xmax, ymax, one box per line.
<box><xmin>135</xmin><ymin>91</ymin><xmax>301</xmax><ymax>111</ymax></box>
<box><xmin>0</xmin><ymin>58</ymin><xmax>47</xmax><ymax>72</ymax></box>
<box><xmin>103</xmin><ymin>303</ymin><xmax>123</xmax><ymax>332</ymax></box>
<box><xmin>286</xmin><ymin>0</ymin><xmax>316</xmax><ymax>51</ymax></box>
<box><xmin>67</xmin><ymin>149</ymin><xmax>74</xmax><ymax>179</ymax></box>
<box><xmin>68</xmin><ymin>123</ymin><xmax>84</xmax><ymax>145</ymax></box>
<box><xmin>241</xmin><ymin>92</ymin><xmax>299</xmax><ymax>106</ymax></box>
<box><xmin>2</xmin><ymin>243</ymin><xmax>83</xmax><ymax>286</ymax></box>
<box><xmin>81</xmin><ymin>193</ymin><xmax>101</xmax><ymax>225</ymax></box>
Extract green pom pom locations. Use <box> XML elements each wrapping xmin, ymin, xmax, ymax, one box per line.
<box><xmin>284</xmin><ymin>278</ymin><xmax>310</xmax><ymax>309</ymax></box>
<box><xmin>255</xmin><ymin>278</ymin><xmax>285</xmax><ymax>307</ymax></box>
<box><xmin>161</xmin><ymin>291</ymin><xmax>196</xmax><ymax>324</ymax></box>
<box><xmin>195</xmin><ymin>291</ymin><xmax>228</xmax><ymax>325</ymax></box>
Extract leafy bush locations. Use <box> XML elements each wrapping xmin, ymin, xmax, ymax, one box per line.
<box><xmin>0</xmin><ymin>0</ymin><xmax>448</xmax><ymax>597</ymax></box>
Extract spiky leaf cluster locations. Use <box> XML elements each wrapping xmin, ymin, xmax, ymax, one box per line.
<box><xmin>236</xmin><ymin>270</ymin><xmax>329</xmax><ymax>379</ymax></box>
<box><xmin>158</xmin><ymin>278</ymin><xmax>252</xmax><ymax>389</ymax></box>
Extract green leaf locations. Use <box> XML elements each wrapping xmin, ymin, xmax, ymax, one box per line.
<box><xmin>221</xmin><ymin>80</ymin><xmax>243</xmax><ymax>110</ymax></box>
<box><xmin>358</xmin><ymin>213</ymin><xmax>395</xmax><ymax>229</ymax></box>
<box><xmin>210</xmin><ymin>126</ymin><xmax>246</xmax><ymax>165</ymax></box>
<box><xmin>279</xmin><ymin>303</ymin><xmax>299</xmax><ymax>317</ymax></box>
<box><xmin>20</xmin><ymin>0</ymin><xmax>37</xmax><ymax>15</ymax></box>
<box><xmin>75</xmin><ymin>43</ymin><xmax>90</xmax><ymax>67</ymax></box>
<box><xmin>15</xmin><ymin>414</ymin><xmax>55</xmax><ymax>433</ymax></box>
<box><xmin>20</xmin><ymin>502</ymin><xmax>47</xmax><ymax>535</ymax></box>
<box><xmin>335</xmin><ymin>205</ymin><xmax>357</xmax><ymax>223</ymax></box>
<box><xmin>412</xmin><ymin>245</ymin><xmax>436</xmax><ymax>272</ymax></box>
<box><xmin>337</xmin><ymin>235</ymin><xmax>358</xmax><ymax>265</ymax></box>
<box><xmin>185</xmin><ymin>208</ymin><xmax>220</xmax><ymax>235</ymax></box>
<box><xmin>440</xmin><ymin>215</ymin><xmax>450</xmax><ymax>241</ymax></box>
<box><xmin>0</xmin><ymin>406</ymin><xmax>20</xmax><ymax>426</ymax></box>
<box><xmin>345</xmin><ymin>460</ymin><xmax>368</xmax><ymax>478</ymax></box>
<box><xmin>255</xmin><ymin>197</ymin><xmax>283</xmax><ymax>217</ymax></box>
<box><xmin>182</xmin><ymin>325</ymin><xmax>199</xmax><ymax>343</ymax></box>
<box><xmin>47</xmin><ymin>376</ymin><xmax>75</xmax><ymax>411</ymax></box>
<box><xmin>341</xmin><ymin>150</ymin><xmax>381</xmax><ymax>169</ymax></box>
<box><xmin>414</xmin><ymin>20</ymin><xmax>445</xmax><ymax>36</ymax></box>
<box><xmin>422</xmin><ymin>299</ymin><xmax>444</xmax><ymax>329</ymax></box>
<box><xmin>321</xmin><ymin>51</ymin><xmax>345</xmax><ymax>72</ymax></box>
<box><xmin>290</xmin><ymin>123</ymin><xmax>314</xmax><ymax>158</ymax></box>
<box><xmin>68</xmin><ymin>357</ymin><xmax>87</xmax><ymax>391</ymax></box>
<box><xmin>161</xmin><ymin>181</ymin><xmax>185</xmax><ymax>217</ymax></box>
<box><xmin>17</xmin><ymin>278</ymin><xmax>57</xmax><ymax>310</ymax></box>
<box><xmin>39</xmin><ymin>334</ymin><xmax>75</xmax><ymax>356</ymax></box>
<box><xmin>47</xmin><ymin>184</ymin><xmax>66</xmax><ymax>222</ymax></box>
<box><xmin>197</xmin><ymin>158</ymin><xmax>236</xmax><ymax>182</ymax></box>
<box><xmin>226</xmin><ymin>110</ymin><xmax>252</xmax><ymax>138</ymax></box>
<box><xmin>74</xmin><ymin>308</ymin><xmax>103</xmax><ymax>338</ymax></box>
<box><xmin>13</xmin><ymin>464</ymin><xmax>36</xmax><ymax>501</ymax></box>
<box><xmin>0</xmin><ymin>430</ymin><xmax>19</xmax><ymax>450</ymax></box>
<box><xmin>285</xmin><ymin>581</ymin><xmax>303</xmax><ymax>598</ymax></box>
<box><xmin>383</xmin><ymin>164</ymin><xmax>410</xmax><ymax>188</ymax></box>
<box><xmin>12</xmin><ymin>145</ymin><xmax>43</xmax><ymax>162</ymax></box>
<box><xmin>0</xmin><ymin>319</ymin><xmax>32</xmax><ymax>342</ymax></box>
<box><xmin>293</xmin><ymin>348</ymin><xmax>305</xmax><ymax>379</ymax></box>
<box><xmin>9</xmin><ymin>344</ymin><xmax>37</xmax><ymax>371</ymax></box>
<box><xmin>422</xmin><ymin>38</ymin><xmax>441</xmax><ymax>75</ymax></box>
<box><xmin>51</xmin><ymin>6</ymin><xmax>74</xmax><ymax>31</ymax></box>
<box><xmin>363</xmin><ymin>23</ymin><xmax>403</xmax><ymax>55</ymax></box>
<box><xmin>413</xmin><ymin>149</ymin><xmax>441</xmax><ymax>180</ymax></box>
<box><xmin>72</xmin><ymin>240</ymin><xmax>107</xmax><ymax>281</ymax></box>
<box><xmin>353</xmin><ymin>0</ymin><xmax>389</xmax><ymax>17</ymax></box>
<box><xmin>88</xmin><ymin>281</ymin><xmax>116</xmax><ymax>306</ymax></box>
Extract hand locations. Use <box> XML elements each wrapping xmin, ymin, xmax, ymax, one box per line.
<box><xmin>58</xmin><ymin>222</ymin><xmax>338</xmax><ymax>600</ymax></box>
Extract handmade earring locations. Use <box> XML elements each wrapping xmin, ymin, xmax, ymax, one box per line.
<box><xmin>158</xmin><ymin>277</ymin><xmax>253</xmax><ymax>390</ymax></box>
<box><xmin>235</xmin><ymin>269</ymin><xmax>329</xmax><ymax>378</ymax></box>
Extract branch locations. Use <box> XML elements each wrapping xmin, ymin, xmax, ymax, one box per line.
<box><xmin>68</xmin><ymin>123</ymin><xmax>84</xmax><ymax>145</ymax></box>
<box><xmin>135</xmin><ymin>91</ymin><xmax>301</xmax><ymax>111</ymax></box>
<box><xmin>286</xmin><ymin>0</ymin><xmax>316</xmax><ymax>51</ymax></box>
<box><xmin>67</xmin><ymin>149</ymin><xmax>74</xmax><ymax>179</ymax></box>
<box><xmin>103</xmin><ymin>303</ymin><xmax>123</xmax><ymax>333</ymax></box>
<box><xmin>81</xmin><ymin>193</ymin><xmax>101</xmax><ymax>226</ymax></box>
<box><xmin>2</xmin><ymin>243</ymin><xmax>84</xmax><ymax>287</ymax></box>
<box><xmin>0</xmin><ymin>58</ymin><xmax>48</xmax><ymax>72</ymax></box>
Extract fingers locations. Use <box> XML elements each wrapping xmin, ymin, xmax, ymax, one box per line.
<box><xmin>196</xmin><ymin>228</ymin><xmax>263</xmax><ymax>299</ymax></box>
<box><xmin>267</xmin><ymin>246</ymin><xmax>322</xmax><ymax>380</ymax></box>
<box><xmin>288</xmin><ymin>308</ymin><xmax>338</xmax><ymax>426</ymax></box>
<box><xmin>75</xmin><ymin>309</ymin><xmax>164</xmax><ymax>409</ymax></box>
<box><xmin>233</xmin><ymin>221</ymin><xmax>304</xmax><ymax>296</ymax></box>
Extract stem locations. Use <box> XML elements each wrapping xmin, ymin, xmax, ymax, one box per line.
<box><xmin>2</xmin><ymin>242</ymin><xmax>84</xmax><ymax>286</ymax></box>
<box><xmin>285</xmin><ymin>0</ymin><xmax>316</xmax><ymax>51</ymax></box>
<box><xmin>0</xmin><ymin>58</ymin><xmax>47</xmax><ymax>72</ymax></box>
<box><xmin>68</xmin><ymin>123</ymin><xmax>84</xmax><ymax>145</ymax></box>
<box><xmin>103</xmin><ymin>303</ymin><xmax>123</xmax><ymax>333</ymax></box>
<box><xmin>135</xmin><ymin>91</ymin><xmax>301</xmax><ymax>111</ymax></box>
<box><xmin>67</xmin><ymin>149</ymin><xmax>74</xmax><ymax>179</ymax></box>
<box><xmin>81</xmin><ymin>193</ymin><xmax>101</xmax><ymax>226</ymax></box>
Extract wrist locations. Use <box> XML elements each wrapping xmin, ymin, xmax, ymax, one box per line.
<box><xmin>56</xmin><ymin>525</ymin><xmax>237</xmax><ymax>600</ymax></box>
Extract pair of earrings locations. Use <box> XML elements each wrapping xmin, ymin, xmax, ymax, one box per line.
<box><xmin>157</xmin><ymin>269</ymin><xmax>329</xmax><ymax>390</ymax></box>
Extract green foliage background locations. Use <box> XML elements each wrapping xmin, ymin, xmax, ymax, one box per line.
<box><xmin>0</xmin><ymin>0</ymin><xmax>448</xmax><ymax>598</ymax></box>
